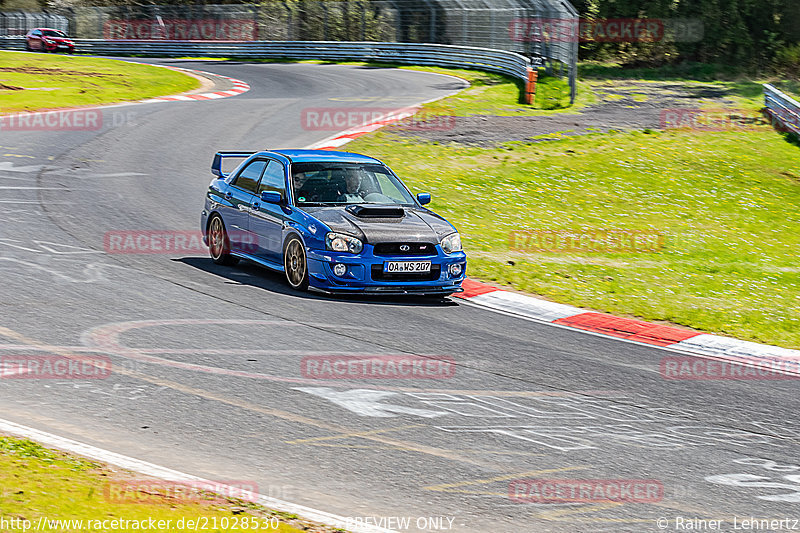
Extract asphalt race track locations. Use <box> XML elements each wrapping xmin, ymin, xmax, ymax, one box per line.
<box><xmin>2</xmin><ymin>59</ymin><xmax>800</xmax><ymax>533</ymax></box>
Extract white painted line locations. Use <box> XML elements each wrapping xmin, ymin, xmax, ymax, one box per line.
<box><xmin>320</xmin><ymin>137</ymin><xmax>354</xmax><ymax>148</ymax></box>
<box><xmin>675</xmin><ymin>334</ymin><xmax>800</xmax><ymax>361</ymax></box>
<box><xmin>467</xmin><ymin>291</ymin><xmax>581</xmax><ymax>323</ymax></box>
<box><xmin>0</xmin><ymin>417</ymin><xmax>395</xmax><ymax>533</ymax></box>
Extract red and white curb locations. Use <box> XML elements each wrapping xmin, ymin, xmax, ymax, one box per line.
<box><xmin>298</xmin><ymin>75</ymin><xmax>794</xmax><ymax>374</ymax></box>
<box><xmin>0</xmin><ymin>66</ymin><xmax>250</xmax><ymax>122</ymax></box>
<box><xmin>0</xmin><ymin>417</ymin><xmax>394</xmax><ymax>533</ymax></box>
<box><xmin>308</xmin><ymin>105</ymin><xmax>421</xmax><ymax>150</ymax></box>
<box><xmin>456</xmin><ymin>279</ymin><xmax>800</xmax><ymax>374</ymax></box>
<box><xmin>141</xmin><ymin>67</ymin><xmax>250</xmax><ymax>102</ymax></box>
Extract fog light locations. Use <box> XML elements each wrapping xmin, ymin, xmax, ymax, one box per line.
<box><xmin>448</xmin><ymin>263</ymin><xmax>463</xmax><ymax>277</ymax></box>
<box><xmin>333</xmin><ymin>263</ymin><xmax>347</xmax><ymax>276</ymax></box>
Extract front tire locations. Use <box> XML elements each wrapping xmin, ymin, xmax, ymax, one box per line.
<box><xmin>283</xmin><ymin>236</ymin><xmax>309</xmax><ymax>291</ymax></box>
<box><xmin>208</xmin><ymin>215</ymin><xmax>239</xmax><ymax>266</ymax></box>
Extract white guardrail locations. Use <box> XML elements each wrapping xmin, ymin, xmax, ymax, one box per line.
<box><xmin>764</xmin><ymin>83</ymin><xmax>800</xmax><ymax>136</ymax></box>
<box><xmin>0</xmin><ymin>37</ymin><xmax>532</xmax><ymax>86</ymax></box>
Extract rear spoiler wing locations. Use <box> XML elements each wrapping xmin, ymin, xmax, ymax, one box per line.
<box><xmin>211</xmin><ymin>151</ymin><xmax>258</xmax><ymax>178</ymax></box>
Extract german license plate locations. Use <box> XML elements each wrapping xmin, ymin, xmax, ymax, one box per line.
<box><xmin>384</xmin><ymin>261</ymin><xmax>431</xmax><ymax>273</ymax></box>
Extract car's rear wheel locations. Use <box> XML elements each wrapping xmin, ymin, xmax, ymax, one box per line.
<box><xmin>283</xmin><ymin>236</ymin><xmax>309</xmax><ymax>291</ymax></box>
<box><xmin>208</xmin><ymin>215</ymin><xmax>239</xmax><ymax>266</ymax></box>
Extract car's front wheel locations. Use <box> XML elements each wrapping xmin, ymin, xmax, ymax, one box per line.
<box><xmin>283</xmin><ymin>235</ymin><xmax>309</xmax><ymax>291</ymax></box>
<box><xmin>208</xmin><ymin>215</ymin><xmax>239</xmax><ymax>266</ymax></box>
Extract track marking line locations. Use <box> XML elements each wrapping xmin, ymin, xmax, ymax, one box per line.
<box><xmin>285</xmin><ymin>424</ymin><xmax>424</xmax><ymax>444</ymax></box>
<box><xmin>0</xmin><ymin>417</ymin><xmax>394</xmax><ymax>533</ymax></box>
<box><xmin>0</xmin><ymin>326</ymin><xmax>495</xmax><ymax>468</ymax></box>
<box><xmin>422</xmin><ymin>466</ymin><xmax>588</xmax><ymax>493</ymax></box>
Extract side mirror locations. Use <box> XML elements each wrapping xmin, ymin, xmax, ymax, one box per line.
<box><xmin>261</xmin><ymin>191</ymin><xmax>282</xmax><ymax>204</ymax></box>
<box><xmin>417</xmin><ymin>193</ymin><xmax>431</xmax><ymax>205</ymax></box>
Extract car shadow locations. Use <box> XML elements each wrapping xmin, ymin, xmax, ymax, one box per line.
<box><xmin>176</xmin><ymin>257</ymin><xmax>460</xmax><ymax>308</ymax></box>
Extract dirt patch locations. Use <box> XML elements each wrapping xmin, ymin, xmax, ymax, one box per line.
<box><xmin>0</xmin><ymin>67</ymin><xmax>121</xmax><ymax>77</ymax></box>
<box><xmin>389</xmin><ymin>80</ymin><xmax>743</xmax><ymax>147</ymax></box>
<box><xmin>780</xmin><ymin>171</ymin><xmax>800</xmax><ymax>183</ymax></box>
<box><xmin>0</xmin><ymin>83</ymin><xmax>24</xmax><ymax>90</ymax></box>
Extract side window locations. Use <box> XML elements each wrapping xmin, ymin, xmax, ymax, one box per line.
<box><xmin>232</xmin><ymin>160</ymin><xmax>266</xmax><ymax>193</ymax></box>
<box><xmin>258</xmin><ymin>160</ymin><xmax>286</xmax><ymax>196</ymax></box>
<box><xmin>33</xmin><ymin>30</ymin><xmax>41</xmax><ymax>36</ymax></box>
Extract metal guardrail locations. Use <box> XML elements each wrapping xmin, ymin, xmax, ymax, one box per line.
<box><xmin>0</xmin><ymin>12</ymin><xmax>69</xmax><ymax>37</ymax></box>
<box><xmin>764</xmin><ymin>84</ymin><xmax>800</xmax><ymax>136</ymax></box>
<box><xmin>0</xmin><ymin>37</ymin><xmax>532</xmax><ymax>86</ymax></box>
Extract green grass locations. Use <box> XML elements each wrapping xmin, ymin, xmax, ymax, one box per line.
<box><xmin>348</xmin><ymin>126</ymin><xmax>800</xmax><ymax>349</ymax></box>
<box><xmin>0</xmin><ymin>436</ymin><xmax>308</xmax><ymax>532</ymax></box>
<box><xmin>0</xmin><ymin>51</ymin><xmax>199</xmax><ymax>112</ymax></box>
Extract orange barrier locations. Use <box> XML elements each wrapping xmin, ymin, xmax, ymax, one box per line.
<box><xmin>525</xmin><ymin>67</ymin><xmax>538</xmax><ymax>105</ymax></box>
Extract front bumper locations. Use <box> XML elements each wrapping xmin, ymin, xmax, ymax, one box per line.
<box><xmin>306</xmin><ymin>243</ymin><xmax>466</xmax><ymax>295</ymax></box>
<box><xmin>45</xmin><ymin>43</ymin><xmax>74</xmax><ymax>51</ymax></box>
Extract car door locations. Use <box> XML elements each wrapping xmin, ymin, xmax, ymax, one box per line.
<box><xmin>223</xmin><ymin>159</ymin><xmax>267</xmax><ymax>254</ymax></box>
<box><xmin>250</xmin><ymin>159</ymin><xmax>289</xmax><ymax>263</ymax></box>
<box><xmin>30</xmin><ymin>29</ymin><xmax>42</xmax><ymax>50</ymax></box>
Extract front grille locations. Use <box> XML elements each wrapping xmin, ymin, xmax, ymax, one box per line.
<box><xmin>371</xmin><ymin>264</ymin><xmax>441</xmax><ymax>282</ymax></box>
<box><xmin>373</xmin><ymin>242</ymin><xmax>436</xmax><ymax>256</ymax></box>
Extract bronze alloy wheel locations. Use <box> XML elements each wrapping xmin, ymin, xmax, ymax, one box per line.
<box><xmin>284</xmin><ymin>236</ymin><xmax>309</xmax><ymax>290</ymax></box>
<box><xmin>208</xmin><ymin>215</ymin><xmax>239</xmax><ymax>266</ymax></box>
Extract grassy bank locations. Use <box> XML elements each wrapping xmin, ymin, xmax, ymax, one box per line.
<box><xmin>0</xmin><ymin>436</ymin><xmax>310</xmax><ymax>532</ymax></box>
<box><xmin>348</xmin><ymin>123</ymin><xmax>800</xmax><ymax>349</ymax></box>
<box><xmin>0</xmin><ymin>51</ymin><xmax>199</xmax><ymax>112</ymax></box>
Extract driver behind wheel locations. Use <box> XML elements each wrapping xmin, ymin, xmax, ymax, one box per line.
<box><xmin>337</xmin><ymin>168</ymin><xmax>366</xmax><ymax>203</ymax></box>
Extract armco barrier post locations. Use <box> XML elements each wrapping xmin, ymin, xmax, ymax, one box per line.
<box><xmin>525</xmin><ymin>67</ymin><xmax>538</xmax><ymax>105</ymax></box>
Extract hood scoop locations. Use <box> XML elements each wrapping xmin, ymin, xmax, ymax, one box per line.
<box><xmin>346</xmin><ymin>205</ymin><xmax>405</xmax><ymax>219</ymax></box>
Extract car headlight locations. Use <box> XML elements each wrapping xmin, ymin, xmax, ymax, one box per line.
<box><xmin>441</xmin><ymin>233</ymin><xmax>462</xmax><ymax>254</ymax></box>
<box><xmin>325</xmin><ymin>232</ymin><xmax>363</xmax><ymax>254</ymax></box>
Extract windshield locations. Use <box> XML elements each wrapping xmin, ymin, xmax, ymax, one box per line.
<box><xmin>291</xmin><ymin>162</ymin><xmax>416</xmax><ymax>207</ymax></box>
<box><xmin>43</xmin><ymin>30</ymin><xmax>67</xmax><ymax>37</ymax></box>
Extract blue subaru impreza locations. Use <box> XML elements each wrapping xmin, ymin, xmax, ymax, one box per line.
<box><xmin>201</xmin><ymin>149</ymin><xmax>466</xmax><ymax>296</ymax></box>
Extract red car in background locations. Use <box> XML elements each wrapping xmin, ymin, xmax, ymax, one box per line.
<box><xmin>25</xmin><ymin>28</ymin><xmax>75</xmax><ymax>53</ymax></box>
